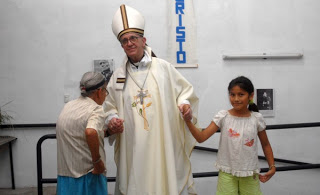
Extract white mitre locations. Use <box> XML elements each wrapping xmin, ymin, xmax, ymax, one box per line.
<box><xmin>112</xmin><ymin>4</ymin><xmax>145</xmax><ymax>40</ymax></box>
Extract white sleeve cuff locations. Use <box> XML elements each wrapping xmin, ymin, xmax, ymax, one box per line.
<box><xmin>106</xmin><ymin>113</ymin><xmax>119</xmax><ymax>124</ymax></box>
<box><xmin>181</xmin><ymin>100</ymin><xmax>190</xmax><ymax>105</ymax></box>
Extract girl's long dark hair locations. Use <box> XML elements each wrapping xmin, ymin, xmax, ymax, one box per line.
<box><xmin>228</xmin><ymin>76</ymin><xmax>259</xmax><ymax>112</ymax></box>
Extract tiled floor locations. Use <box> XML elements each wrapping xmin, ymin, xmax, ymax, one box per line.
<box><xmin>1</xmin><ymin>169</ymin><xmax>319</xmax><ymax>195</ymax></box>
<box><xmin>1</xmin><ymin>169</ymin><xmax>320</xmax><ymax>195</ymax></box>
<box><xmin>0</xmin><ymin>186</ymin><xmax>56</xmax><ymax>195</ymax></box>
<box><xmin>0</xmin><ymin>185</ymin><xmax>115</xmax><ymax>195</ymax></box>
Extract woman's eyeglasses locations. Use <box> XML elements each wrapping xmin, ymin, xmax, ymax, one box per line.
<box><xmin>101</xmin><ymin>87</ymin><xmax>109</xmax><ymax>96</ymax></box>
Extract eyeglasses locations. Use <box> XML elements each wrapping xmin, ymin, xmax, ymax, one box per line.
<box><xmin>100</xmin><ymin>87</ymin><xmax>109</xmax><ymax>96</ymax></box>
<box><xmin>120</xmin><ymin>36</ymin><xmax>141</xmax><ymax>46</ymax></box>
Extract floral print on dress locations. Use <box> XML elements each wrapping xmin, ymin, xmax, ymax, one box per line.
<box><xmin>228</xmin><ymin>128</ymin><xmax>240</xmax><ymax>137</ymax></box>
<box><xmin>244</xmin><ymin>138</ymin><xmax>254</xmax><ymax>147</ymax></box>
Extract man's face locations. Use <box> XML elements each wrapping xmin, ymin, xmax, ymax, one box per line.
<box><xmin>100</xmin><ymin>61</ymin><xmax>108</xmax><ymax>68</ymax></box>
<box><xmin>119</xmin><ymin>32</ymin><xmax>146</xmax><ymax>62</ymax></box>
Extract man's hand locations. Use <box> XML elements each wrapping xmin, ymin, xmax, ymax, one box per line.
<box><xmin>179</xmin><ymin>104</ymin><xmax>192</xmax><ymax>121</ymax></box>
<box><xmin>107</xmin><ymin>117</ymin><xmax>124</xmax><ymax>135</ymax></box>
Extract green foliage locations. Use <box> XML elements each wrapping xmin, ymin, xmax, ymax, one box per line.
<box><xmin>0</xmin><ymin>101</ymin><xmax>13</xmax><ymax>125</ymax></box>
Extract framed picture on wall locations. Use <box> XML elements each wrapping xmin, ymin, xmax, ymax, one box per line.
<box><xmin>256</xmin><ymin>88</ymin><xmax>274</xmax><ymax>117</ymax></box>
<box><xmin>93</xmin><ymin>59</ymin><xmax>114</xmax><ymax>82</ymax></box>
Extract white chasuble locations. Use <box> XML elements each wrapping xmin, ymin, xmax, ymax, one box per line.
<box><xmin>123</xmin><ymin>66</ymin><xmax>167</xmax><ymax>194</ymax></box>
<box><xmin>105</xmin><ymin>47</ymin><xmax>198</xmax><ymax>195</ymax></box>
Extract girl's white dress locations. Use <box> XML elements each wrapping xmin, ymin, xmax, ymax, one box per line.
<box><xmin>213</xmin><ymin>110</ymin><xmax>266</xmax><ymax>177</ymax></box>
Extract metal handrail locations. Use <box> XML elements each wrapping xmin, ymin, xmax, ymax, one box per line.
<box><xmin>36</xmin><ymin>122</ymin><xmax>320</xmax><ymax>194</ymax></box>
<box><xmin>194</xmin><ymin>146</ymin><xmax>310</xmax><ymax>165</ymax></box>
<box><xmin>4</xmin><ymin>122</ymin><xmax>317</xmax><ymax>129</ymax></box>
<box><xmin>36</xmin><ymin>134</ymin><xmax>116</xmax><ymax>195</ymax></box>
<box><xmin>193</xmin><ymin>164</ymin><xmax>320</xmax><ymax>178</ymax></box>
<box><xmin>36</xmin><ymin>134</ymin><xmax>56</xmax><ymax>195</ymax></box>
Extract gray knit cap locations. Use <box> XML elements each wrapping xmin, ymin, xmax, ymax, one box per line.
<box><xmin>80</xmin><ymin>72</ymin><xmax>106</xmax><ymax>97</ymax></box>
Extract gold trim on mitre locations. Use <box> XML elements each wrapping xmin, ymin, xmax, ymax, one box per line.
<box><xmin>112</xmin><ymin>4</ymin><xmax>145</xmax><ymax>40</ymax></box>
<box><xmin>120</xmin><ymin>5</ymin><xmax>129</xmax><ymax>30</ymax></box>
<box><xmin>118</xmin><ymin>29</ymin><xmax>144</xmax><ymax>40</ymax></box>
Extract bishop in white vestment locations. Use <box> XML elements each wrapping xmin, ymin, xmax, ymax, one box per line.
<box><xmin>105</xmin><ymin>5</ymin><xmax>199</xmax><ymax>195</ymax></box>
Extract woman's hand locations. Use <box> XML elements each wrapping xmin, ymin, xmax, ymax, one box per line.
<box><xmin>92</xmin><ymin>159</ymin><xmax>106</xmax><ymax>175</ymax></box>
<box><xmin>108</xmin><ymin>117</ymin><xmax>124</xmax><ymax>135</ymax></box>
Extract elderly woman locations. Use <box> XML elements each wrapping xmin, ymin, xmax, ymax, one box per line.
<box><xmin>56</xmin><ymin>72</ymin><xmax>110</xmax><ymax>195</ymax></box>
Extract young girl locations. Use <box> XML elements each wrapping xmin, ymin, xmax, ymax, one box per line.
<box><xmin>182</xmin><ymin>76</ymin><xmax>276</xmax><ymax>195</ymax></box>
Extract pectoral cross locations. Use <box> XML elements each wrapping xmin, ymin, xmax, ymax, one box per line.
<box><xmin>137</xmin><ymin>89</ymin><xmax>148</xmax><ymax>104</ymax></box>
<box><xmin>134</xmin><ymin>89</ymin><xmax>151</xmax><ymax>130</ymax></box>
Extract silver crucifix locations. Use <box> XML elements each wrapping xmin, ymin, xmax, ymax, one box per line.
<box><xmin>137</xmin><ymin>90</ymin><xmax>148</xmax><ymax>104</ymax></box>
